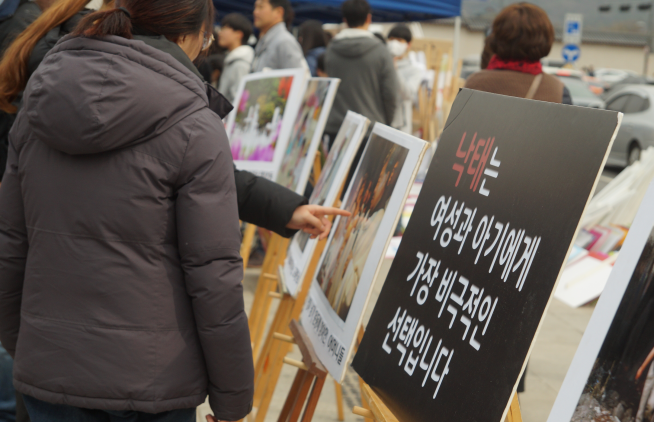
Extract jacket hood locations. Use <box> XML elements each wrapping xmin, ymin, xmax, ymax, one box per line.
<box><xmin>225</xmin><ymin>45</ymin><xmax>254</xmax><ymax>65</ymax></box>
<box><xmin>329</xmin><ymin>35</ymin><xmax>382</xmax><ymax>58</ymax></box>
<box><xmin>24</xmin><ymin>35</ymin><xmax>209</xmax><ymax>155</ymax></box>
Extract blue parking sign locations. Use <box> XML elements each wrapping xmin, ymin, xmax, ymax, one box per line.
<box><xmin>562</xmin><ymin>44</ymin><xmax>581</xmax><ymax>62</ymax></box>
<box><xmin>566</xmin><ymin>21</ymin><xmax>580</xmax><ymax>35</ymax></box>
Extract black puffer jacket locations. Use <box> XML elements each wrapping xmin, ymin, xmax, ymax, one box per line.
<box><xmin>0</xmin><ymin>34</ymin><xmax>253</xmax><ymax>418</ymax></box>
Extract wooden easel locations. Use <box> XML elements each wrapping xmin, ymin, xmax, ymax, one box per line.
<box><xmin>248</xmin><ymin>233</ymin><xmax>290</xmax><ymax>360</ymax></box>
<box><xmin>353</xmin><ymin>385</ymin><xmax>524</xmax><ymax>422</ymax></box>
<box><xmin>249</xmin><ymin>173</ymin><xmax>346</xmax><ymax>422</ymax></box>
<box><xmin>240</xmin><ymin>223</ymin><xmax>257</xmax><ymax>270</ymax></box>
<box><xmin>273</xmin><ymin>320</ymin><xmax>327</xmax><ymax>422</ymax></box>
<box><xmin>250</xmin><ymin>233</ymin><xmax>329</xmax><ymax>422</ymax></box>
<box><xmin>247</xmin><ymin>151</ymin><xmax>324</xmax><ymax>360</ymax></box>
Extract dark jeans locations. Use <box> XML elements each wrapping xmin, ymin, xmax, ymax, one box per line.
<box><xmin>0</xmin><ymin>344</ymin><xmax>15</xmax><ymax>422</ymax></box>
<box><xmin>23</xmin><ymin>395</ymin><xmax>195</xmax><ymax>422</ymax></box>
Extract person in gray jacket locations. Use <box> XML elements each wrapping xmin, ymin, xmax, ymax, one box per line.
<box><xmin>323</xmin><ymin>0</ymin><xmax>398</xmax><ymax>147</ymax></box>
<box><xmin>0</xmin><ymin>1</ymin><xmax>252</xmax><ymax>421</ymax></box>
<box><xmin>218</xmin><ymin>13</ymin><xmax>254</xmax><ymax>103</ymax></box>
<box><xmin>251</xmin><ymin>0</ymin><xmax>305</xmax><ymax>72</ymax></box>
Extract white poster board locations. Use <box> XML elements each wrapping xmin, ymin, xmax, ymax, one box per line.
<box><xmin>276</xmin><ymin>78</ymin><xmax>340</xmax><ymax>194</ymax></box>
<box><xmin>301</xmin><ymin>124</ymin><xmax>428</xmax><ymax>382</ymax></box>
<box><xmin>548</xmin><ymin>180</ymin><xmax>654</xmax><ymax>422</ymax></box>
<box><xmin>225</xmin><ymin>69</ymin><xmax>307</xmax><ymax>180</ymax></box>
<box><xmin>282</xmin><ymin>111</ymin><xmax>370</xmax><ymax>297</ymax></box>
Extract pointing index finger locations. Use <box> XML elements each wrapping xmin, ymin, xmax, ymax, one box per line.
<box><xmin>315</xmin><ymin>206</ymin><xmax>351</xmax><ymax>217</ymax></box>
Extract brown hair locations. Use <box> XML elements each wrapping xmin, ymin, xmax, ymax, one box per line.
<box><xmin>73</xmin><ymin>0</ymin><xmax>214</xmax><ymax>45</ymax></box>
<box><xmin>0</xmin><ymin>0</ymin><xmax>91</xmax><ymax>113</ymax></box>
<box><xmin>489</xmin><ymin>3</ymin><xmax>554</xmax><ymax>62</ymax></box>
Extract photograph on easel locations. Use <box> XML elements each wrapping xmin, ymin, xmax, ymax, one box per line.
<box><xmin>548</xmin><ymin>182</ymin><xmax>654</xmax><ymax>422</ymax></box>
<box><xmin>316</xmin><ymin>136</ymin><xmax>409</xmax><ymax>320</ymax></box>
<box><xmin>276</xmin><ymin>78</ymin><xmax>340</xmax><ymax>194</ymax></box>
<box><xmin>224</xmin><ymin>68</ymin><xmax>307</xmax><ymax>180</ymax></box>
<box><xmin>282</xmin><ymin>111</ymin><xmax>370</xmax><ymax>297</ymax></box>
<box><xmin>301</xmin><ymin>123</ymin><xmax>428</xmax><ymax>383</ymax></box>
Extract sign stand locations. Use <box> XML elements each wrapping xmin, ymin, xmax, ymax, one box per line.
<box><xmin>248</xmin><ymin>233</ymin><xmax>290</xmax><ymax>360</ymax></box>
<box><xmin>250</xmin><ymin>229</ymin><xmax>330</xmax><ymax>422</ymax></box>
<box><xmin>240</xmin><ymin>223</ymin><xmax>257</xmax><ymax>270</ymax></box>
<box><xmin>353</xmin><ymin>387</ymin><xmax>523</xmax><ymax>422</ymax></box>
<box><xmin>274</xmin><ymin>320</ymin><xmax>328</xmax><ymax>422</ymax></box>
<box><xmin>248</xmin><ymin>150</ymin><xmax>323</xmax><ymax>360</ymax></box>
<box><xmin>250</xmin><ymin>174</ymin><xmax>345</xmax><ymax>422</ymax></box>
<box><xmin>273</xmin><ymin>320</ymin><xmax>524</xmax><ymax>422</ymax></box>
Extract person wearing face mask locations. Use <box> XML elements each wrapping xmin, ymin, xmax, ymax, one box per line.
<box><xmin>387</xmin><ymin>24</ymin><xmax>424</xmax><ymax>135</ymax></box>
<box><xmin>324</xmin><ymin>0</ymin><xmax>398</xmax><ymax>191</ymax></box>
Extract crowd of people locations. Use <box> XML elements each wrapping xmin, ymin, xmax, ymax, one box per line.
<box><xmin>0</xmin><ymin>0</ymin><xmax>568</xmax><ymax>421</ymax></box>
<box><xmin>196</xmin><ymin>0</ymin><xmax>425</xmax><ymax>143</ymax></box>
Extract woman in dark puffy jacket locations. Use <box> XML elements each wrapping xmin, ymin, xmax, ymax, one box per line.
<box><xmin>0</xmin><ymin>0</ymin><xmax>341</xmax><ymax>239</ymax></box>
<box><xmin>0</xmin><ymin>1</ymin><xmax>341</xmax><ymax>421</ymax></box>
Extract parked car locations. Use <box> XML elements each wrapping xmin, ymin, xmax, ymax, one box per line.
<box><xmin>604</xmin><ymin>85</ymin><xmax>654</xmax><ymax>167</ymax></box>
<box><xmin>595</xmin><ymin>68</ymin><xmax>638</xmax><ymax>89</ymax></box>
<box><xmin>543</xmin><ymin>67</ymin><xmax>606</xmax><ymax>108</ymax></box>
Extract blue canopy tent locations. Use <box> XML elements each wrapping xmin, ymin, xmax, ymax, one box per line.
<box><xmin>211</xmin><ymin>0</ymin><xmax>461</xmax><ymax>24</ymax></box>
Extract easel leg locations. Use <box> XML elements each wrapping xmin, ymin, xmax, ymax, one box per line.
<box><xmin>356</xmin><ymin>326</ymin><xmax>373</xmax><ymax>422</ymax></box>
<box><xmin>506</xmin><ymin>392</ymin><xmax>523</xmax><ymax>422</ymax></box>
<box><xmin>248</xmin><ymin>234</ymin><xmax>281</xmax><ymax>341</ymax></box>
<box><xmin>278</xmin><ymin>369</ymin><xmax>310</xmax><ymax>422</ymax></box>
<box><xmin>357</xmin><ymin>375</ymin><xmax>373</xmax><ymax>422</ymax></box>
<box><xmin>241</xmin><ymin>223</ymin><xmax>257</xmax><ymax>270</ymax></box>
<box><xmin>301</xmin><ymin>376</ymin><xmax>326</xmax><ymax>422</ymax></box>
<box><xmin>251</xmin><ymin>274</ymin><xmax>278</xmax><ymax>357</ymax></box>
<box><xmin>253</xmin><ymin>295</ymin><xmax>294</xmax><ymax>405</ymax></box>
<box><xmin>248</xmin><ymin>235</ymin><xmax>277</xmax><ymax>331</ymax></box>
<box><xmin>250</xmin><ymin>236</ymin><xmax>290</xmax><ymax>359</ymax></box>
<box><xmin>287</xmin><ymin>371</ymin><xmax>315</xmax><ymax>422</ymax></box>
<box><xmin>253</xmin><ymin>236</ymin><xmax>330</xmax><ymax>422</ymax></box>
<box><xmin>254</xmin><ymin>339</ymin><xmax>294</xmax><ymax>422</ymax></box>
<box><xmin>334</xmin><ymin>380</ymin><xmax>345</xmax><ymax>421</ymax></box>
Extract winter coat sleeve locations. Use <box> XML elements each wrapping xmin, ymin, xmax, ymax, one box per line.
<box><xmin>176</xmin><ymin>115</ymin><xmax>253</xmax><ymax>421</ymax></box>
<box><xmin>0</xmin><ymin>140</ymin><xmax>28</xmax><ymax>358</ymax></box>
<box><xmin>379</xmin><ymin>49</ymin><xmax>399</xmax><ymax>125</ymax></box>
<box><xmin>234</xmin><ymin>165</ymin><xmax>308</xmax><ymax>237</ymax></box>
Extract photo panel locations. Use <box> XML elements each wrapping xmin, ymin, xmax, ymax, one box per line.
<box><xmin>548</xmin><ymin>181</ymin><xmax>654</xmax><ymax>422</ymax></box>
<box><xmin>301</xmin><ymin>123</ymin><xmax>428</xmax><ymax>383</ymax></box>
<box><xmin>351</xmin><ymin>89</ymin><xmax>621</xmax><ymax>422</ymax></box>
<box><xmin>276</xmin><ymin>78</ymin><xmax>340</xmax><ymax>195</ymax></box>
<box><xmin>224</xmin><ymin>69</ymin><xmax>307</xmax><ymax>180</ymax></box>
<box><xmin>282</xmin><ymin>111</ymin><xmax>370</xmax><ymax>297</ymax></box>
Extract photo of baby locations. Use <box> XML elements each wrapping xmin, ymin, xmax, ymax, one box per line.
<box><xmin>296</xmin><ymin>118</ymin><xmax>361</xmax><ymax>252</ymax></box>
<box><xmin>315</xmin><ymin>134</ymin><xmax>409</xmax><ymax>321</ymax></box>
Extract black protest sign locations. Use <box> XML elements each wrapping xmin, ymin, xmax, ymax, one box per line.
<box><xmin>352</xmin><ymin>89</ymin><xmax>621</xmax><ymax>422</ymax></box>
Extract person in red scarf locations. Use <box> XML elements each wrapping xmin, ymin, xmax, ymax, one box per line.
<box><xmin>466</xmin><ymin>3</ymin><xmax>572</xmax><ymax>105</ymax></box>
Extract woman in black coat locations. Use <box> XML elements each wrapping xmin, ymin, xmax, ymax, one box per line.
<box><xmin>0</xmin><ymin>0</ymin><xmax>340</xmax><ymax>239</ymax></box>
